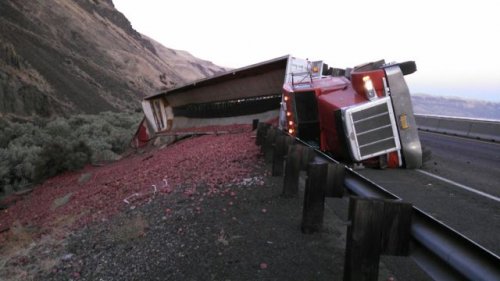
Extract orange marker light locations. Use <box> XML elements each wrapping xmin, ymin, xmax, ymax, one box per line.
<box><xmin>284</xmin><ymin>96</ymin><xmax>289</xmax><ymax>101</ymax></box>
<box><xmin>288</xmin><ymin>128</ymin><xmax>294</xmax><ymax>134</ymax></box>
<box><xmin>286</xmin><ymin>111</ymin><xmax>292</xmax><ymax>117</ymax></box>
<box><xmin>400</xmin><ymin>113</ymin><xmax>409</xmax><ymax>129</ymax></box>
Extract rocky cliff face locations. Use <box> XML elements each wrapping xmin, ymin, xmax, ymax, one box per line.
<box><xmin>0</xmin><ymin>0</ymin><xmax>226</xmax><ymax>119</ymax></box>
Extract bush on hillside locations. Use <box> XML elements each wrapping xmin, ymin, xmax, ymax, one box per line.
<box><xmin>0</xmin><ymin>111</ymin><xmax>142</xmax><ymax>196</ymax></box>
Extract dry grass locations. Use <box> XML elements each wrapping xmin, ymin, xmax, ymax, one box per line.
<box><xmin>0</xmin><ymin>221</ymin><xmax>38</xmax><ymax>281</ymax></box>
<box><xmin>0</xmin><ymin>221</ymin><xmax>37</xmax><ymax>255</ymax></box>
<box><xmin>0</xmin><ymin>215</ymin><xmax>78</xmax><ymax>281</ymax></box>
<box><xmin>39</xmin><ymin>257</ymin><xmax>59</xmax><ymax>273</ymax></box>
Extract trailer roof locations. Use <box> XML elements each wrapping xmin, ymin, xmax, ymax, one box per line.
<box><xmin>144</xmin><ymin>55</ymin><xmax>290</xmax><ymax>101</ymax></box>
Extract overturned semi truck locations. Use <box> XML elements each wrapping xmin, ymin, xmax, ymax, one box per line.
<box><xmin>134</xmin><ymin>55</ymin><xmax>422</xmax><ymax>169</ymax></box>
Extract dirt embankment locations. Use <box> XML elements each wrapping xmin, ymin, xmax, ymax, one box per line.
<box><xmin>0</xmin><ymin>0</ymin><xmax>226</xmax><ymax>119</ymax></box>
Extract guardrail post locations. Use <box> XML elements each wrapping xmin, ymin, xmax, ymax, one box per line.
<box><xmin>344</xmin><ymin>197</ymin><xmax>384</xmax><ymax>281</ymax></box>
<box><xmin>301</xmin><ymin>161</ymin><xmax>327</xmax><ymax>233</ymax></box>
<box><xmin>272</xmin><ymin>135</ymin><xmax>286</xmax><ymax>176</ymax></box>
<box><xmin>300</xmin><ymin>146</ymin><xmax>316</xmax><ymax>171</ymax></box>
<box><xmin>256</xmin><ymin>122</ymin><xmax>270</xmax><ymax>146</ymax></box>
<box><xmin>252</xmin><ymin>119</ymin><xmax>259</xmax><ymax>131</ymax></box>
<box><xmin>264</xmin><ymin>127</ymin><xmax>277</xmax><ymax>163</ymax></box>
<box><xmin>281</xmin><ymin>135</ymin><xmax>294</xmax><ymax>157</ymax></box>
<box><xmin>343</xmin><ymin>197</ymin><xmax>412</xmax><ymax>281</ymax></box>
<box><xmin>380</xmin><ymin>200</ymin><xmax>412</xmax><ymax>256</ymax></box>
<box><xmin>282</xmin><ymin>144</ymin><xmax>302</xmax><ymax>197</ymax></box>
<box><xmin>325</xmin><ymin>163</ymin><xmax>345</xmax><ymax>198</ymax></box>
<box><xmin>275</xmin><ymin>135</ymin><xmax>295</xmax><ymax>177</ymax></box>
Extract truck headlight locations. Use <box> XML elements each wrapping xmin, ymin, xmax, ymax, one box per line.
<box><xmin>363</xmin><ymin>76</ymin><xmax>378</xmax><ymax>101</ymax></box>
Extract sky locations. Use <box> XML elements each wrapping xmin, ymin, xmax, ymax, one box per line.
<box><xmin>113</xmin><ymin>0</ymin><xmax>500</xmax><ymax>102</ymax></box>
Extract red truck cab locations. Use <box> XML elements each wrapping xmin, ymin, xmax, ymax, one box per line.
<box><xmin>280</xmin><ymin>59</ymin><xmax>422</xmax><ymax>168</ymax></box>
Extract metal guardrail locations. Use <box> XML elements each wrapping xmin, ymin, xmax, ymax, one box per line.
<box><xmin>415</xmin><ymin>114</ymin><xmax>500</xmax><ymax>142</ymax></box>
<box><xmin>291</xmin><ymin>136</ymin><xmax>500</xmax><ymax>280</ymax></box>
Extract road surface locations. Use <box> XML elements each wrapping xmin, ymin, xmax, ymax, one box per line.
<box><xmin>358</xmin><ymin>131</ymin><xmax>500</xmax><ymax>256</ymax></box>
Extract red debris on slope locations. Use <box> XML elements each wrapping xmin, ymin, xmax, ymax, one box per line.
<box><xmin>0</xmin><ymin>124</ymin><xmax>263</xmax><ymax>242</ymax></box>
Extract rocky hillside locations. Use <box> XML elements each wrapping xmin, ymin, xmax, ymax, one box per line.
<box><xmin>0</xmin><ymin>0</ymin><xmax>226</xmax><ymax>120</ymax></box>
<box><xmin>412</xmin><ymin>94</ymin><xmax>500</xmax><ymax>120</ymax></box>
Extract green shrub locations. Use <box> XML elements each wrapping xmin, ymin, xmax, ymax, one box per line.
<box><xmin>0</xmin><ymin>111</ymin><xmax>142</xmax><ymax>196</ymax></box>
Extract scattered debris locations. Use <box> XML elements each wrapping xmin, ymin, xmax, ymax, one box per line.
<box><xmin>123</xmin><ymin>183</ymin><xmax>161</xmax><ymax>205</ymax></box>
<box><xmin>237</xmin><ymin>176</ymin><xmax>266</xmax><ymax>187</ymax></box>
<box><xmin>123</xmin><ymin>193</ymin><xmax>140</xmax><ymax>205</ymax></box>
<box><xmin>259</xmin><ymin>262</ymin><xmax>268</xmax><ymax>270</ymax></box>
<box><xmin>217</xmin><ymin>229</ymin><xmax>229</xmax><ymax>246</ymax></box>
<box><xmin>78</xmin><ymin>173</ymin><xmax>92</xmax><ymax>185</ymax></box>
<box><xmin>61</xmin><ymin>253</ymin><xmax>74</xmax><ymax>262</ymax></box>
<box><xmin>51</xmin><ymin>193</ymin><xmax>73</xmax><ymax>210</ymax></box>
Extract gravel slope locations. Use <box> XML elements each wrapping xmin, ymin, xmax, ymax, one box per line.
<box><xmin>2</xmin><ymin>125</ymin><xmax>412</xmax><ymax>280</ymax></box>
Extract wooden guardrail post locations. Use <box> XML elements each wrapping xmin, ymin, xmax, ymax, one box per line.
<box><xmin>272</xmin><ymin>135</ymin><xmax>285</xmax><ymax>176</ymax></box>
<box><xmin>272</xmin><ymin>135</ymin><xmax>294</xmax><ymax>176</ymax></box>
<box><xmin>325</xmin><ymin>163</ymin><xmax>345</xmax><ymax>198</ymax></box>
<box><xmin>301</xmin><ymin>161</ymin><xmax>327</xmax><ymax>233</ymax></box>
<box><xmin>256</xmin><ymin>122</ymin><xmax>270</xmax><ymax>146</ymax></box>
<box><xmin>380</xmin><ymin>201</ymin><xmax>413</xmax><ymax>256</ymax></box>
<box><xmin>299</xmin><ymin>146</ymin><xmax>316</xmax><ymax>171</ymax></box>
<box><xmin>344</xmin><ymin>198</ymin><xmax>384</xmax><ymax>281</ymax></box>
<box><xmin>252</xmin><ymin>119</ymin><xmax>259</xmax><ymax>131</ymax></box>
<box><xmin>282</xmin><ymin>144</ymin><xmax>302</xmax><ymax>197</ymax></box>
<box><xmin>264</xmin><ymin>127</ymin><xmax>277</xmax><ymax>163</ymax></box>
<box><xmin>343</xmin><ymin>197</ymin><xmax>412</xmax><ymax>281</ymax></box>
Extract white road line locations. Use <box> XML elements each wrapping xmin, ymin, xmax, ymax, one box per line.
<box><xmin>417</xmin><ymin>169</ymin><xmax>500</xmax><ymax>203</ymax></box>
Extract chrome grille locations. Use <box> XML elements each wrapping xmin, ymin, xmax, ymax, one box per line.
<box><xmin>343</xmin><ymin>97</ymin><xmax>401</xmax><ymax>161</ymax></box>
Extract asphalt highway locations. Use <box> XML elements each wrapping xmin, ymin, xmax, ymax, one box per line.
<box><xmin>358</xmin><ymin>131</ymin><xmax>500</xmax><ymax>256</ymax></box>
